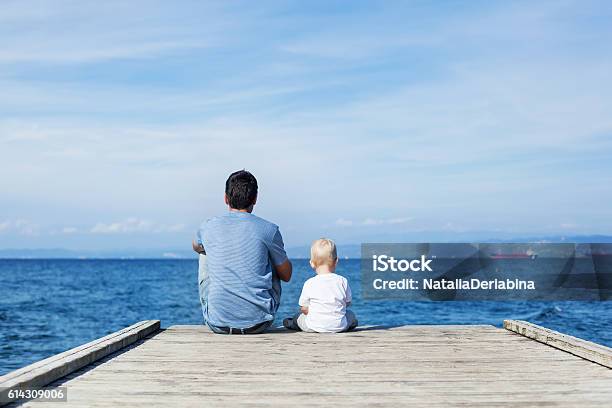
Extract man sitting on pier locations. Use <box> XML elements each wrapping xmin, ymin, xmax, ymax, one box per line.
<box><xmin>192</xmin><ymin>170</ymin><xmax>293</xmax><ymax>334</ymax></box>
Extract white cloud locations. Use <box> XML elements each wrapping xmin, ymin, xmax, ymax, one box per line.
<box><xmin>336</xmin><ymin>217</ymin><xmax>413</xmax><ymax>227</ymax></box>
<box><xmin>90</xmin><ymin>218</ymin><xmax>185</xmax><ymax>234</ymax></box>
<box><xmin>0</xmin><ymin>219</ymin><xmax>40</xmax><ymax>235</ymax></box>
<box><xmin>61</xmin><ymin>227</ymin><xmax>78</xmax><ymax>234</ymax></box>
<box><xmin>361</xmin><ymin>218</ymin><xmax>383</xmax><ymax>226</ymax></box>
<box><xmin>363</xmin><ymin>217</ymin><xmax>413</xmax><ymax>226</ymax></box>
<box><xmin>0</xmin><ymin>220</ymin><xmax>11</xmax><ymax>232</ymax></box>
<box><xmin>90</xmin><ymin>218</ymin><xmax>152</xmax><ymax>234</ymax></box>
<box><xmin>0</xmin><ymin>40</ymin><xmax>207</xmax><ymax>64</ymax></box>
<box><xmin>0</xmin><ymin>1</ymin><xmax>234</xmax><ymax>64</ymax></box>
<box><xmin>560</xmin><ymin>223</ymin><xmax>579</xmax><ymax>230</ymax></box>
<box><xmin>335</xmin><ymin>218</ymin><xmax>353</xmax><ymax>227</ymax></box>
<box><xmin>165</xmin><ymin>223</ymin><xmax>186</xmax><ymax>233</ymax></box>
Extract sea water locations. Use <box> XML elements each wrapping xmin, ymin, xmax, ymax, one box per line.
<box><xmin>0</xmin><ymin>259</ymin><xmax>611</xmax><ymax>375</ymax></box>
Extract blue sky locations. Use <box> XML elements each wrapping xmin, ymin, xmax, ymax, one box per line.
<box><xmin>1</xmin><ymin>0</ymin><xmax>612</xmax><ymax>250</ymax></box>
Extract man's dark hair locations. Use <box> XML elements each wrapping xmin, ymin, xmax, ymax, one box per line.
<box><xmin>225</xmin><ymin>170</ymin><xmax>258</xmax><ymax>210</ymax></box>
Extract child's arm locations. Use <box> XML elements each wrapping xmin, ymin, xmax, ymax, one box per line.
<box><xmin>298</xmin><ymin>281</ymin><xmax>310</xmax><ymax>315</ymax></box>
<box><xmin>345</xmin><ymin>281</ymin><xmax>352</xmax><ymax>307</ymax></box>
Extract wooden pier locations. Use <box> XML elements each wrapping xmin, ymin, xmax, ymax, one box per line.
<box><xmin>2</xmin><ymin>320</ymin><xmax>611</xmax><ymax>407</ymax></box>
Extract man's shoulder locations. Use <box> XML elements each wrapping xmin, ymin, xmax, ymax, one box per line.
<box><xmin>201</xmin><ymin>213</ymin><xmax>280</xmax><ymax>240</ymax></box>
<box><xmin>245</xmin><ymin>213</ymin><xmax>279</xmax><ymax>229</ymax></box>
<box><xmin>201</xmin><ymin>212</ymin><xmax>277</xmax><ymax>224</ymax></box>
<box><xmin>199</xmin><ymin>215</ymin><xmax>223</xmax><ymax>230</ymax></box>
<box><xmin>242</xmin><ymin>214</ymin><xmax>282</xmax><ymax>240</ymax></box>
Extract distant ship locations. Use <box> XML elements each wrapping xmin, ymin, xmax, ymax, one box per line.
<box><xmin>490</xmin><ymin>250</ymin><xmax>538</xmax><ymax>260</ymax></box>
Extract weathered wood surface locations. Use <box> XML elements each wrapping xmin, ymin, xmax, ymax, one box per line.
<box><xmin>12</xmin><ymin>324</ymin><xmax>612</xmax><ymax>407</ymax></box>
<box><xmin>0</xmin><ymin>320</ymin><xmax>160</xmax><ymax>406</ymax></box>
<box><xmin>504</xmin><ymin>319</ymin><xmax>612</xmax><ymax>368</ymax></box>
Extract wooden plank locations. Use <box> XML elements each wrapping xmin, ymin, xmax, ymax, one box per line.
<box><xmin>504</xmin><ymin>319</ymin><xmax>612</xmax><ymax>368</ymax></box>
<box><xmin>10</xmin><ymin>323</ymin><xmax>612</xmax><ymax>407</ymax></box>
<box><xmin>0</xmin><ymin>320</ymin><xmax>160</xmax><ymax>406</ymax></box>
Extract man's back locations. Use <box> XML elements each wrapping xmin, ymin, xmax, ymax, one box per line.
<box><xmin>198</xmin><ymin>211</ymin><xmax>287</xmax><ymax>328</ymax></box>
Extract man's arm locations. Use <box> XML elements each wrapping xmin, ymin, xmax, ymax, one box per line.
<box><xmin>269</xmin><ymin>229</ymin><xmax>291</xmax><ymax>282</ymax></box>
<box><xmin>274</xmin><ymin>259</ymin><xmax>292</xmax><ymax>282</ymax></box>
<box><xmin>192</xmin><ymin>239</ymin><xmax>206</xmax><ymax>254</ymax></box>
<box><xmin>300</xmin><ymin>305</ymin><xmax>309</xmax><ymax>315</ymax></box>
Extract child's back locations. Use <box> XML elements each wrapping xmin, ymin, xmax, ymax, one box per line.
<box><xmin>299</xmin><ymin>273</ymin><xmax>351</xmax><ymax>333</ymax></box>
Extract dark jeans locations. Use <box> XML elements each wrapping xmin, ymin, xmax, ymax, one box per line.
<box><xmin>206</xmin><ymin>320</ymin><xmax>272</xmax><ymax>335</ymax></box>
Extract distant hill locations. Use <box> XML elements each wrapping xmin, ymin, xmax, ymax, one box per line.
<box><xmin>0</xmin><ymin>248</ymin><xmax>197</xmax><ymax>259</ymax></box>
<box><xmin>1</xmin><ymin>235</ymin><xmax>611</xmax><ymax>259</ymax></box>
<box><xmin>287</xmin><ymin>235</ymin><xmax>612</xmax><ymax>259</ymax></box>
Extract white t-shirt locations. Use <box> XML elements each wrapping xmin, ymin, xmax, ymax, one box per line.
<box><xmin>298</xmin><ymin>273</ymin><xmax>352</xmax><ymax>333</ymax></box>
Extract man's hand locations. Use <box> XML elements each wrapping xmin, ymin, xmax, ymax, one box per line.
<box><xmin>274</xmin><ymin>259</ymin><xmax>292</xmax><ymax>282</ymax></box>
<box><xmin>192</xmin><ymin>240</ymin><xmax>206</xmax><ymax>254</ymax></box>
<box><xmin>300</xmin><ymin>306</ymin><xmax>309</xmax><ymax>315</ymax></box>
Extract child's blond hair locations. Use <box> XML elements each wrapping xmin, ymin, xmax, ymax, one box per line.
<box><xmin>310</xmin><ymin>238</ymin><xmax>338</xmax><ymax>267</ymax></box>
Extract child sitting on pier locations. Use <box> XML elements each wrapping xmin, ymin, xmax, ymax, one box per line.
<box><xmin>283</xmin><ymin>238</ymin><xmax>358</xmax><ymax>333</ymax></box>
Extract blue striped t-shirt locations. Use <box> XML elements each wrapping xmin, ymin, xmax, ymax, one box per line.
<box><xmin>197</xmin><ymin>211</ymin><xmax>288</xmax><ymax>328</ymax></box>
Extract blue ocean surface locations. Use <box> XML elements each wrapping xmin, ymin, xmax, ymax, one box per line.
<box><xmin>1</xmin><ymin>258</ymin><xmax>611</xmax><ymax>375</ymax></box>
